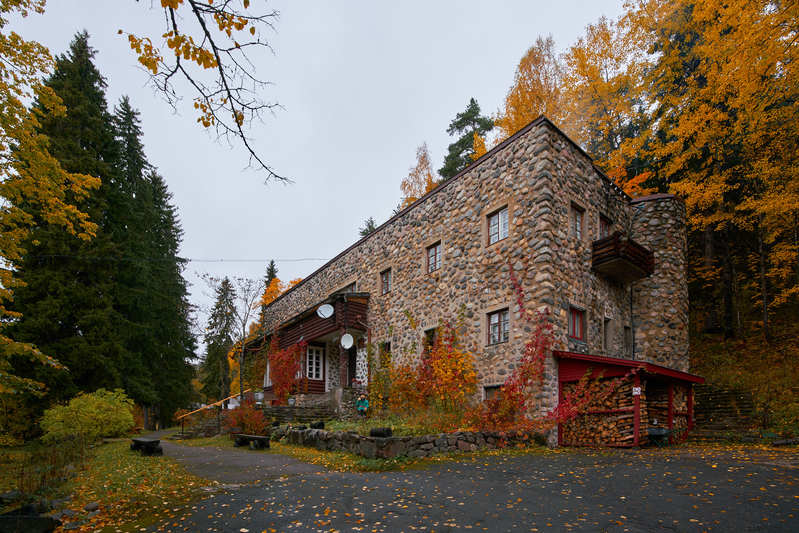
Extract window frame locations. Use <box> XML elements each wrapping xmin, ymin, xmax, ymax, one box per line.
<box><xmin>380</xmin><ymin>268</ymin><xmax>392</xmax><ymax>295</ymax></box>
<box><xmin>306</xmin><ymin>345</ymin><xmax>324</xmax><ymax>381</ymax></box>
<box><xmin>487</xmin><ymin>206</ymin><xmax>509</xmax><ymax>245</ymax></box>
<box><xmin>571</xmin><ymin>203</ymin><xmax>585</xmax><ymax>242</ymax></box>
<box><xmin>487</xmin><ymin>308</ymin><xmax>510</xmax><ymax>345</ymax></box>
<box><xmin>599</xmin><ymin>215</ymin><xmax>613</xmax><ymax>239</ymax></box>
<box><xmin>568</xmin><ymin>306</ymin><xmax>586</xmax><ymax>341</ymax></box>
<box><xmin>426</xmin><ymin>241</ymin><xmax>442</xmax><ymax>273</ymax></box>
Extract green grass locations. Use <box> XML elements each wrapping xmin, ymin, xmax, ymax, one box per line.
<box><xmin>324</xmin><ymin>415</ymin><xmax>432</xmax><ymax>436</ymax></box>
<box><xmin>61</xmin><ymin>440</ymin><xmax>208</xmax><ymax>531</ymax></box>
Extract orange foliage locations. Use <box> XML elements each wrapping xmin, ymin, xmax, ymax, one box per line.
<box><xmin>494</xmin><ymin>35</ymin><xmax>564</xmax><ymax>140</ymax></box>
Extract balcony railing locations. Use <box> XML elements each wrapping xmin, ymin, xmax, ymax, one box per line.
<box><xmin>592</xmin><ymin>232</ymin><xmax>655</xmax><ymax>283</ymax></box>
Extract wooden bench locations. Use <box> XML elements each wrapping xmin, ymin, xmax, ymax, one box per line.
<box><xmin>130</xmin><ymin>437</ymin><xmax>163</xmax><ymax>456</ymax></box>
<box><xmin>232</xmin><ymin>433</ymin><xmax>270</xmax><ymax>450</ymax></box>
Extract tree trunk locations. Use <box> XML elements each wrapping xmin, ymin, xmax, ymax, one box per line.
<box><xmin>721</xmin><ymin>229</ymin><xmax>736</xmax><ymax>339</ymax></box>
<box><xmin>703</xmin><ymin>227</ymin><xmax>719</xmax><ymax>332</ymax></box>
<box><xmin>757</xmin><ymin>222</ymin><xmax>770</xmax><ymax>341</ymax></box>
<box><xmin>239</xmin><ymin>347</ymin><xmax>245</xmax><ymax>401</ymax></box>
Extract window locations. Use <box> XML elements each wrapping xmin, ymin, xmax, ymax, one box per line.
<box><xmin>423</xmin><ymin>328</ymin><xmax>438</xmax><ymax>352</ymax></box>
<box><xmin>599</xmin><ymin>216</ymin><xmax>613</xmax><ymax>239</ymax></box>
<box><xmin>378</xmin><ymin>341</ymin><xmax>391</xmax><ymax>367</ymax></box>
<box><xmin>484</xmin><ymin>385</ymin><xmax>501</xmax><ymax>402</ymax></box>
<box><xmin>427</xmin><ymin>242</ymin><xmax>441</xmax><ymax>273</ymax></box>
<box><xmin>568</xmin><ymin>307</ymin><xmax>585</xmax><ymax>341</ymax></box>
<box><xmin>603</xmin><ymin>318</ymin><xmax>612</xmax><ymax>352</ymax></box>
<box><xmin>306</xmin><ymin>346</ymin><xmax>323</xmax><ymax>380</ymax></box>
<box><xmin>488</xmin><ymin>308</ymin><xmax>510</xmax><ymax>344</ymax></box>
<box><xmin>487</xmin><ymin>207</ymin><xmax>509</xmax><ymax>245</ymax></box>
<box><xmin>380</xmin><ymin>268</ymin><xmax>392</xmax><ymax>295</ymax></box>
<box><xmin>571</xmin><ymin>203</ymin><xmax>584</xmax><ymax>241</ymax></box>
<box><xmin>624</xmin><ymin>326</ymin><xmax>633</xmax><ymax>357</ymax></box>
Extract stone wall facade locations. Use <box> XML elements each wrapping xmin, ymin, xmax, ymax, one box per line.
<box><xmin>260</xmin><ymin>117</ymin><xmax>689</xmax><ymax>414</ymax></box>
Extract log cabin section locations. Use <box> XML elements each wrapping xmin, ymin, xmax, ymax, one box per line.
<box><xmin>263</xmin><ymin>293</ymin><xmax>369</xmax><ymax>397</ymax></box>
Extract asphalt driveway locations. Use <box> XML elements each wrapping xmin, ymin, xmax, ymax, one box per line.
<box><xmin>152</xmin><ymin>443</ymin><xmax>798</xmax><ymax>532</ymax></box>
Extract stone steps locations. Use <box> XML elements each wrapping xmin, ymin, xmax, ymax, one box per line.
<box><xmin>689</xmin><ymin>384</ymin><xmax>759</xmax><ymax>441</ymax></box>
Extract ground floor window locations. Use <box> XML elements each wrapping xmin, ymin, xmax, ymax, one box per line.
<box><xmin>307</xmin><ymin>346</ymin><xmax>323</xmax><ymax>380</ymax></box>
<box><xmin>569</xmin><ymin>307</ymin><xmax>585</xmax><ymax>341</ymax></box>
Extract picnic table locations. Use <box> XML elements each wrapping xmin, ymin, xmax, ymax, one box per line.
<box><xmin>130</xmin><ymin>437</ymin><xmax>163</xmax><ymax>456</ymax></box>
<box><xmin>232</xmin><ymin>433</ymin><xmax>270</xmax><ymax>450</ymax></box>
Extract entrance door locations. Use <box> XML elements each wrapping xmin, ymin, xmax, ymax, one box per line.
<box><xmin>347</xmin><ymin>346</ymin><xmax>357</xmax><ymax>387</ymax></box>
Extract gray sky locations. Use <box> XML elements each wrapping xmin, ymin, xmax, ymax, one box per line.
<box><xmin>18</xmin><ymin>0</ymin><xmax>624</xmax><ymax>332</ymax></box>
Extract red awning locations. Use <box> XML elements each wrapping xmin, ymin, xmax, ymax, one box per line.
<box><xmin>554</xmin><ymin>351</ymin><xmax>704</xmax><ymax>384</ymax></box>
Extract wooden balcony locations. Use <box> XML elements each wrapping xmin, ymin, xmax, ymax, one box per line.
<box><xmin>592</xmin><ymin>232</ymin><xmax>654</xmax><ymax>283</ymax></box>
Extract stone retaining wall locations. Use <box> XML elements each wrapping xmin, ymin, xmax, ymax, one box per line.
<box><xmin>282</xmin><ymin>428</ymin><xmax>546</xmax><ymax>459</ymax></box>
<box><xmin>262</xmin><ymin>406</ymin><xmax>336</xmax><ymax>424</ymax></box>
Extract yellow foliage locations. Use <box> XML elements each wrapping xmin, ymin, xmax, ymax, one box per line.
<box><xmin>0</xmin><ymin>1</ymin><xmax>100</xmax><ymax>395</ymax></box>
<box><xmin>400</xmin><ymin>142</ymin><xmax>437</xmax><ymax>208</ymax></box>
<box><xmin>471</xmin><ymin>132</ymin><xmax>487</xmax><ymax>161</ymax></box>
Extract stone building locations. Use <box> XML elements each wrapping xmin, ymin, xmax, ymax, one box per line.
<box><xmin>260</xmin><ymin>116</ymin><xmax>703</xmax><ymax>446</ymax></box>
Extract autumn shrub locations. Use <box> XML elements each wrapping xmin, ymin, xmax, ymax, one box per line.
<box><xmin>40</xmin><ymin>388</ymin><xmax>135</xmax><ymax>444</ymax></box>
<box><xmin>367</xmin><ymin>343</ymin><xmax>392</xmax><ymax>414</ymax></box>
<box><xmin>268</xmin><ymin>337</ymin><xmax>305</xmax><ymax>405</ymax></box>
<box><xmin>223</xmin><ymin>395</ymin><xmax>269</xmax><ymax>435</ymax></box>
<box><xmin>471</xmin><ymin>307</ymin><xmax>553</xmax><ymax>432</ymax></box>
<box><xmin>385</xmin><ymin>321</ymin><xmax>478</xmax><ymax>432</ymax></box>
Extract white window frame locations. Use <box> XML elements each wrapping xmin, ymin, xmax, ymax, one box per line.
<box><xmin>488</xmin><ymin>207</ymin><xmax>509</xmax><ymax>245</ymax></box>
<box><xmin>306</xmin><ymin>346</ymin><xmax>323</xmax><ymax>380</ymax></box>
<box><xmin>427</xmin><ymin>242</ymin><xmax>441</xmax><ymax>273</ymax></box>
<box><xmin>380</xmin><ymin>268</ymin><xmax>392</xmax><ymax>295</ymax></box>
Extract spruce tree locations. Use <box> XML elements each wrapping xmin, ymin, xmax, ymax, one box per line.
<box><xmin>438</xmin><ymin>98</ymin><xmax>494</xmax><ymax>180</ymax></box>
<box><xmin>112</xmin><ymin>98</ymin><xmax>196</xmax><ymax>420</ymax></box>
<box><xmin>10</xmin><ymin>32</ymin><xmax>128</xmax><ymax>403</ymax></box>
<box><xmin>201</xmin><ymin>278</ymin><xmax>236</xmax><ymax>402</ymax></box>
<box><xmin>144</xmin><ymin>171</ymin><xmax>197</xmax><ymax>419</ymax></box>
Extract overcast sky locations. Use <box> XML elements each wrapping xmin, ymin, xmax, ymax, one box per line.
<box><xmin>18</xmin><ymin>0</ymin><xmax>624</xmax><ymax>335</ymax></box>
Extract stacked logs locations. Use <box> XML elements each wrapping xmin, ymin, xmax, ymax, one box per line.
<box><xmin>560</xmin><ymin>380</ymin><xmax>648</xmax><ymax>446</ymax></box>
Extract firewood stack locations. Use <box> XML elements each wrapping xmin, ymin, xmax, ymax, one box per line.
<box><xmin>560</xmin><ymin>379</ymin><xmax>649</xmax><ymax>446</ymax></box>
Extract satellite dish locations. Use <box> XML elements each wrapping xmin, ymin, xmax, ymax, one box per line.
<box><xmin>316</xmin><ymin>304</ymin><xmax>334</xmax><ymax>319</ymax></box>
<box><xmin>340</xmin><ymin>333</ymin><xmax>354</xmax><ymax>350</ymax></box>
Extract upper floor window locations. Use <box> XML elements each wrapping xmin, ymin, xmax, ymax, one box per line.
<box><xmin>488</xmin><ymin>207</ymin><xmax>509</xmax><ymax>245</ymax></box>
<box><xmin>603</xmin><ymin>317</ymin><xmax>612</xmax><ymax>352</ymax></box>
<box><xmin>423</xmin><ymin>327</ymin><xmax>438</xmax><ymax>353</ymax></box>
<box><xmin>307</xmin><ymin>346</ymin><xmax>323</xmax><ymax>380</ymax></box>
<box><xmin>571</xmin><ymin>203</ymin><xmax>585</xmax><ymax>241</ymax></box>
<box><xmin>427</xmin><ymin>242</ymin><xmax>441</xmax><ymax>273</ymax></box>
<box><xmin>599</xmin><ymin>215</ymin><xmax>613</xmax><ymax>239</ymax></box>
<box><xmin>569</xmin><ymin>307</ymin><xmax>585</xmax><ymax>341</ymax></box>
<box><xmin>380</xmin><ymin>268</ymin><xmax>392</xmax><ymax>295</ymax></box>
<box><xmin>624</xmin><ymin>325</ymin><xmax>633</xmax><ymax>356</ymax></box>
<box><xmin>488</xmin><ymin>308</ymin><xmax>510</xmax><ymax>344</ymax></box>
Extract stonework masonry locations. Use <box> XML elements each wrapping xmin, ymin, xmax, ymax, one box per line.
<box><xmin>261</xmin><ymin>117</ymin><xmax>689</xmax><ymax>414</ymax></box>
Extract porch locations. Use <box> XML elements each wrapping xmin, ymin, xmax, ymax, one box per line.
<box><xmin>263</xmin><ymin>292</ymin><xmax>370</xmax><ymax>401</ymax></box>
